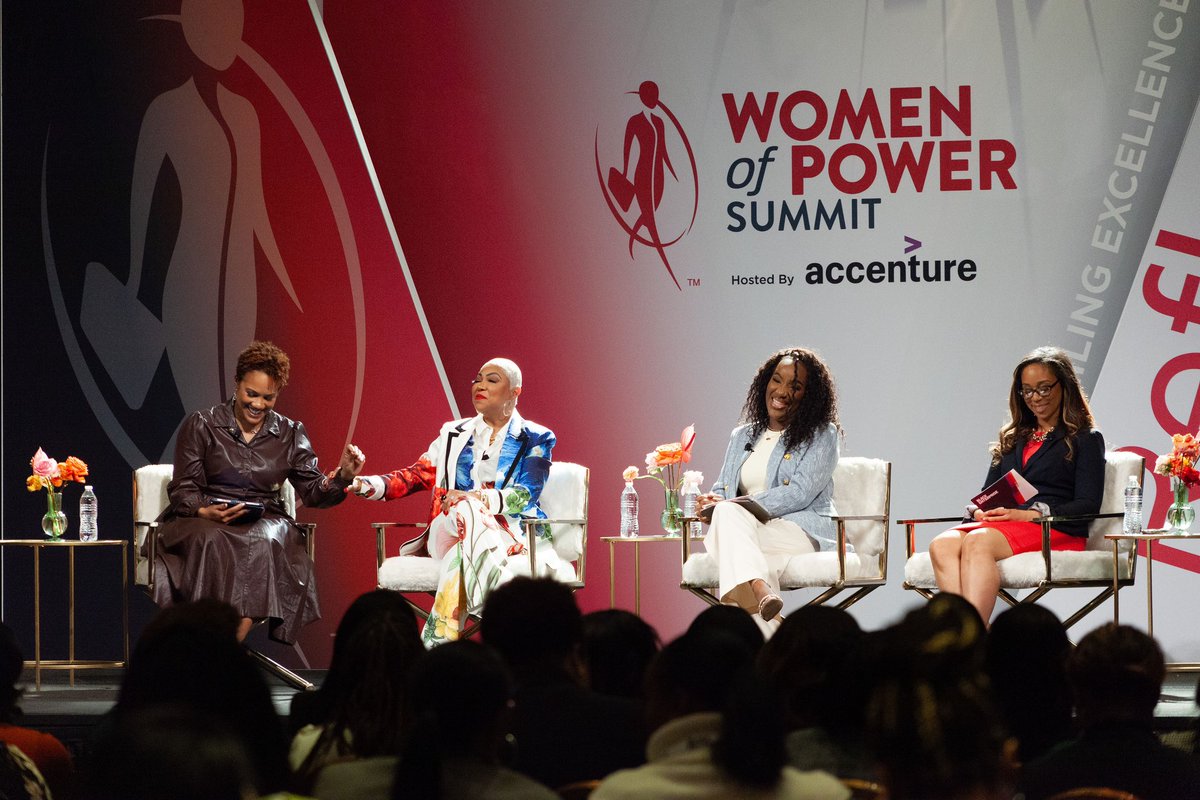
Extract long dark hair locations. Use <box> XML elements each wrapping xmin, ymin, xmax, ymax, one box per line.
<box><xmin>295</xmin><ymin>593</ymin><xmax>423</xmax><ymax>785</ymax></box>
<box><xmin>391</xmin><ymin>641</ymin><xmax>514</xmax><ymax>800</ymax></box>
<box><xmin>740</xmin><ymin>347</ymin><xmax>840</xmax><ymax>451</ymax></box>
<box><xmin>992</xmin><ymin>346</ymin><xmax>1095</xmax><ymax>464</ymax></box>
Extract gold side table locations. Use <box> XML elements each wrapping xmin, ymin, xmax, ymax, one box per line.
<box><xmin>601</xmin><ymin>534</ymin><xmax>703</xmax><ymax>615</ymax></box>
<box><xmin>1105</xmin><ymin>529</ymin><xmax>1200</xmax><ymax>672</ymax></box>
<box><xmin>0</xmin><ymin>539</ymin><xmax>130</xmax><ymax>690</ymax></box>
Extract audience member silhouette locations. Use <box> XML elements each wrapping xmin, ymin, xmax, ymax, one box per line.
<box><xmin>1019</xmin><ymin>624</ymin><xmax>1200</xmax><ymax>799</ymax></box>
<box><xmin>83</xmin><ymin>705</ymin><xmax>259</xmax><ymax>800</ymax></box>
<box><xmin>758</xmin><ymin>606</ymin><xmax>872</xmax><ymax>781</ymax></box>
<box><xmin>867</xmin><ymin>673</ymin><xmax>1016</xmax><ymax>800</ymax></box>
<box><xmin>290</xmin><ymin>590</ymin><xmax>424</xmax><ymax>789</ymax></box>
<box><xmin>104</xmin><ymin>599</ymin><xmax>290</xmax><ymax>794</ymax></box>
<box><xmin>480</xmin><ymin>577</ymin><xmax>645</xmax><ymax>789</ymax></box>
<box><xmin>311</xmin><ymin>640</ymin><xmax>556</xmax><ymax>800</ymax></box>
<box><xmin>984</xmin><ymin>604</ymin><xmax>1073</xmax><ymax>763</ymax></box>
<box><xmin>594</xmin><ymin>628</ymin><xmax>848</xmax><ymax>799</ymax></box>
<box><xmin>685</xmin><ymin>603</ymin><xmax>764</xmax><ymax>654</ymax></box>
<box><xmin>580</xmin><ymin>609</ymin><xmax>660</xmax><ymax>699</ymax></box>
<box><xmin>0</xmin><ymin>622</ymin><xmax>75</xmax><ymax>799</ymax></box>
<box><xmin>290</xmin><ymin>589</ymin><xmax>416</xmax><ymax>735</ymax></box>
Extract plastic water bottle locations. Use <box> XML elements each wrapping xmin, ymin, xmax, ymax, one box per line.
<box><xmin>1123</xmin><ymin>475</ymin><xmax>1142</xmax><ymax>535</ymax></box>
<box><xmin>619</xmin><ymin>481</ymin><xmax>639</xmax><ymax>538</ymax></box>
<box><xmin>79</xmin><ymin>485</ymin><xmax>98</xmax><ymax>541</ymax></box>
<box><xmin>681</xmin><ymin>479</ymin><xmax>701</xmax><ymax>539</ymax></box>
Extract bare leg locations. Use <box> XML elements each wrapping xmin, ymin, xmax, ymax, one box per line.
<box><xmin>959</xmin><ymin>528</ymin><xmax>1014</xmax><ymax>623</ymax></box>
<box><xmin>236</xmin><ymin>617</ymin><xmax>253</xmax><ymax>643</ymax></box>
<box><xmin>929</xmin><ymin>530</ymin><xmax>965</xmax><ymax>594</ymax></box>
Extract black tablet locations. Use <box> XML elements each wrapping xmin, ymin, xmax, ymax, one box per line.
<box><xmin>208</xmin><ymin>497</ymin><xmax>266</xmax><ymax>524</ymax></box>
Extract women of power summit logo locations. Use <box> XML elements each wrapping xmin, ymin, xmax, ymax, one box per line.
<box><xmin>595</xmin><ymin>81</ymin><xmax>699</xmax><ymax>291</ymax></box>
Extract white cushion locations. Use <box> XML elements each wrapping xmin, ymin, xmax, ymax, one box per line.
<box><xmin>378</xmin><ymin>554</ymin><xmax>579</xmax><ymax>592</ymax></box>
<box><xmin>904</xmin><ymin>450</ymin><xmax>1143</xmax><ymax>589</ymax></box>
<box><xmin>539</xmin><ymin>462</ymin><xmax>588</xmax><ymax>562</ymax></box>
<box><xmin>831</xmin><ymin>457</ymin><xmax>890</xmax><ymax>557</ymax></box>
<box><xmin>682</xmin><ymin>551</ymin><xmax>871</xmax><ymax>589</ymax></box>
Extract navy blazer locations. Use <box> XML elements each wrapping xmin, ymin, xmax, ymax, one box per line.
<box><xmin>710</xmin><ymin>422</ymin><xmax>839</xmax><ymax>551</ymax></box>
<box><xmin>982</xmin><ymin>427</ymin><xmax>1106</xmax><ymax>537</ymax></box>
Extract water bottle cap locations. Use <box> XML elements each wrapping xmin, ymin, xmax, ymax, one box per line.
<box><xmin>85</xmin><ymin>484</ymin><xmax>93</xmax><ymax>491</ymax></box>
<box><xmin>1127</xmin><ymin>476</ymin><xmax>1139</xmax><ymax>487</ymax></box>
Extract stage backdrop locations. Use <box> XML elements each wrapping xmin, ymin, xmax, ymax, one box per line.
<box><xmin>4</xmin><ymin>1</ymin><xmax>1199</xmax><ymax>666</ymax></box>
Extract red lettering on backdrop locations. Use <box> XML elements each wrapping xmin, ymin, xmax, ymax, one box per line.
<box><xmin>1132</xmin><ymin>227</ymin><xmax>1200</xmax><ymax>572</ymax></box>
<box><xmin>722</xmin><ymin>92</ymin><xmax>777</xmax><ymax>143</ymax></box>
<box><xmin>879</xmin><ymin>141</ymin><xmax>935</xmax><ymax>191</ymax></box>
<box><xmin>1143</xmin><ymin>230</ymin><xmax>1200</xmax><ymax>333</ymax></box>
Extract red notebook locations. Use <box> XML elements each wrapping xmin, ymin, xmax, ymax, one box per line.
<box><xmin>971</xmin><ymin>469</ymin><xmax>1038</xmax><ymax>511</ymax></box>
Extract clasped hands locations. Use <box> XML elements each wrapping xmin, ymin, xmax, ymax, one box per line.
<box><xmin>972</xmin><ymin>506</ymin><xmax>1041</xmax><ymax>523</ymax></box>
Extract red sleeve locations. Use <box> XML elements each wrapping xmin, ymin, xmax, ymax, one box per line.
<box><xmin>381</xmin><ymin>456</ymin><xmax>437</xmax><ymax>500</ymax></box>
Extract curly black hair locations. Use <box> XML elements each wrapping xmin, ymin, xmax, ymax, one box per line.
<box><xmin>740</xmin><ymin>347</ymin><xmax>840</xmax><ymax>450</ymax></box>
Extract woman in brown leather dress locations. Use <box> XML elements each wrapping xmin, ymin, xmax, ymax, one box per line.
<box><xmin>152</xmin><ymin>341</ymin><xmax>365</xmax><ymax>643</ymax></box>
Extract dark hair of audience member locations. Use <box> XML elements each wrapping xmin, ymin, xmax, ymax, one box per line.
<box><xmin>646</xmin><ymin>629</ymin><xmax>786</xmax><ymax>789</ymax></box>
<box><xmin>390</xmin><ymin>640</ymin><xmax>514</xmax><ymax>800</ymax></box>
<box><xmin>757</xmin><ymin>605</ymin><xmax>862</xmax><ymax>731</ymax></box>
<box><xmin>113</xmin><ymin>600</ymin><xmax>289</xmax><ymax>794</ymax></box>
<box><xmin>867</xmin><ymin>676</ymin><xmax>1015</xmax><ymax>800</ymax></box>
<box><xmin>0</xmin><ymin>623</ymin><xmax>24</xmax><ymax>724</ymax></box>
<box><xmin>83</xmin><ymin>704</ymin><xmax>256</xmax><ymax>800</ymax></box>
<box><xmin>294</xmin><ymin>591</ymin><xmax>423</xmax><ymax>786</ymax></box>
<box><xmin>895</xmin><ymin>591</ymin><xmax>987</xmax><ymax>686</ymax></box>
<box><xmin>580</xmin><ymin>609</ymin><xmax>660</xmax><ymax>698</ymax></box>
<box><xmin>480</xmin><ymin>577</ymin><xmax>583</xmax><ymax>679</ymax></box>
<box><xmin>1068</xmin><ymin>623</ymin><xmax>1164</xmax><ymax>726</ymax></box>
<box><xmin>685</xmin><ymin>604</ymin><xmax>764</xmax><ymax>655</ymax></box>
<box><xmin>985</xmin><ymin>604</ymin><xmax>1073</xmax><ymax>762</ymax></box>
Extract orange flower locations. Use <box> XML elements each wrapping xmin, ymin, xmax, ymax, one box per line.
<box><xmin>58</xmin><ymin>456</ymin><xmax>88</xmax><ymax>483</ymax></box>
<box><xmin>26</xmin><ymin>475</ymin><xmax>43</xmax><ymax>492</ymax></box>
<box><xmin>645</xmin><ymin>425</ymin><xmax>697</xmax><ymax>468</ymax></box>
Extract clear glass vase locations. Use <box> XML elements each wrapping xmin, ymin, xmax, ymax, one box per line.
<box><xmin>41</xmin><ymin>491</ymin><xmax>68</xmax><ymax>539</ymax></box>
<box><xmin>660</xmin><ymin>489</ymin><xmax>683</xmax><ymax>536</ymax></box>
<box><xmin>1166</xmin><ymin>476</ymin><xmax>1196</xmax><ymax>533</ymax></box>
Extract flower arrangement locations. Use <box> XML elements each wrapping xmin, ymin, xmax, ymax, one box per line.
<box><xmin>623</xmin><ymin>425</ymin><xmax>697</xmax><ymax>533</ymax></box>
<box><xmin>1154</xmin><ymin>433</ymin><xmax>1199</xmax><ymax>486</ymax></box>
<box><xmin>26</xmin><ymin>447</ymin><xmax>88</xmax><ymax>538</ymax></box>
<box><xmin>1154</xmin><ymin>432</ymin><xmax>1198</xmax><ymax>531</ymax></box>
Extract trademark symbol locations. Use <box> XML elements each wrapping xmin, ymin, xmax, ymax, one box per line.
<box><xmin>687</xmin><ymin>277</ymin><xmax>701</xmax><ymax>287</ymax></box>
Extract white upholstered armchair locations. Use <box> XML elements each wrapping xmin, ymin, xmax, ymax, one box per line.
<box><xmin>901</xmin><ymin>450</ymin><xmax>1144</xmax><ymax>629</ymax></box>
<box><xmin>680</xmin><ymin>457</ymin><xmax>892</xmax><ymax>610</ymax></box>
<box><xmin>370</xmin><ymin>461</ymin><xmax>589</xmax><ymax>637</ymax></box>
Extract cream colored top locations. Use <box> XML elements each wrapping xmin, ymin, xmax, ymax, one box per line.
<box><xmin>738</xmin><ymin>430</ymin><xmax>781</xmax><ymax>495</ymax></box>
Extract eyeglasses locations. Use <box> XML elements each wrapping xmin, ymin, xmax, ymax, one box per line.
<box><xmin>1020</xmin><ymin>381</ymin><xmax>1059</xmax><ymax>400</ymax></box>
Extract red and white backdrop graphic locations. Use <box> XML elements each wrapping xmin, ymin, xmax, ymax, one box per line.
<box><xmin>4</xmin><ymin>1</ymin><xmax>1199</xmax><ymax>664</ymax></box>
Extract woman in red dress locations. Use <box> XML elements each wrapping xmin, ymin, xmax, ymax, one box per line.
<box><xmin>929</xmin><ymin>346</ymin><xmax>1105</xmax><ymax>623</ymax></box>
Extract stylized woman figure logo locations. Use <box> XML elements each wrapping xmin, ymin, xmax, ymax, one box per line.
<box><xmin>82</xmin><ymin>0</ymin><xmax>300</xmax><ymax>419</ymax></box>
<box><xmin>44</xmin><ymin>0</ymin><xmax>367</xmax><ymax>466</ymax></box>
<box><xmin>596</xmin><ymin>80</ymin><xmax>698</xmax><ymax>291</ymax></box>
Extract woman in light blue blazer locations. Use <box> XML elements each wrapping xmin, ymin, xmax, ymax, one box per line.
<box><xmin>696</xmin><ymin>348</ymin><xmax>840</xmax><ymax>622</ymax></box>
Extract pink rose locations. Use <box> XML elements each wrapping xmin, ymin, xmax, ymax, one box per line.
<box><xmin>30</xmin><ymin>448</ymin><xmax>59</xmax><ymax>480</ymax></box>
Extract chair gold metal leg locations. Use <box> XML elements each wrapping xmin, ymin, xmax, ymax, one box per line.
<box><xmin>245</xmin><ymin>647</ymin><xmax>314</xmax><ymax>691</ymax></box>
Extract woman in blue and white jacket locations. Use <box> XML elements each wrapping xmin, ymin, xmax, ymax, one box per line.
<box><xmin>695</xmin><ymin>348</ymin><xmax>841</xmax><ymax>623</ymax></box>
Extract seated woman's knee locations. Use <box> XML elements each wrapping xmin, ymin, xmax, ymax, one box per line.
<box><xmin>928</xmin><ymin>534</ymin><xmax>961</xmax><ymax>564</ymax></box>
